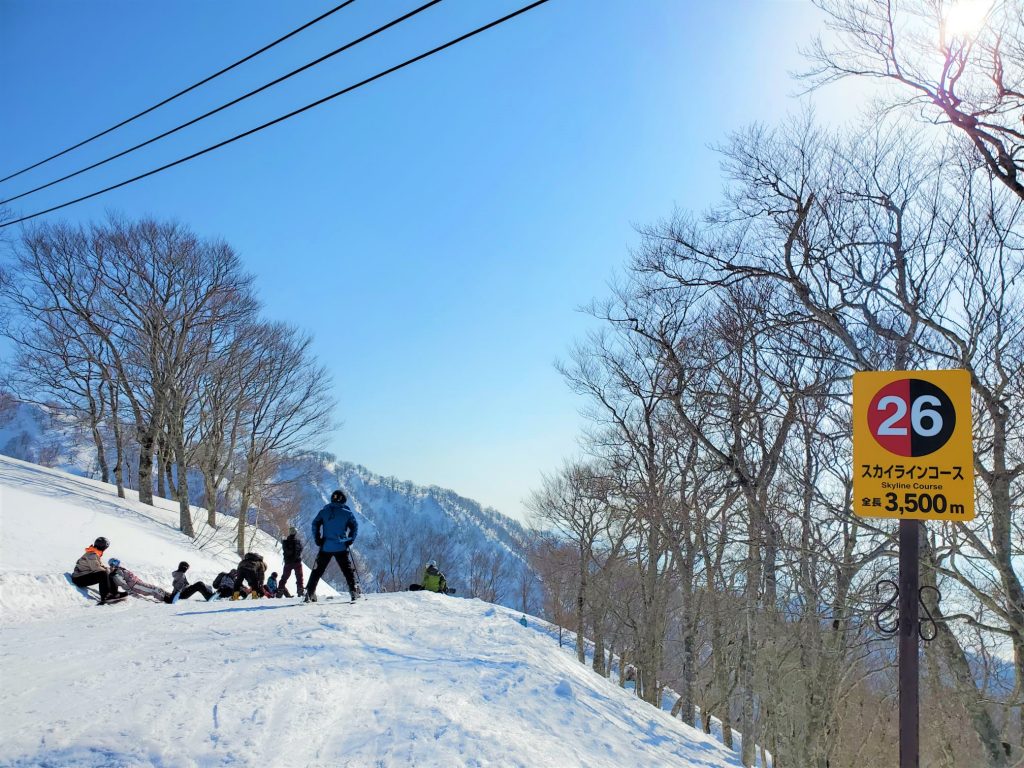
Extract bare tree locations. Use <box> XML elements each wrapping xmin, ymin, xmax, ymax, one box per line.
<box><xmin>232</xmin><ymin>321</ymin><xmax>334</xmax><ymax>555</ymax></box>
<box><xmin>2</xmin><ymin>217</ymin><xmax>258</xmax><ymax>526</ymax></box>
<box><xmin>528</xmin><ymin>461</ymin><xmax>611</xmax><ymax>664</ymax></box>
<box><xmin>806</xmin><ymin>0</ymin><xmax>1024</xmax><ymax>200</ymax></box>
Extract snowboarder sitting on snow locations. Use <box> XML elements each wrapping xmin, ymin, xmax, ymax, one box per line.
<box><xmin>304</xmin><ymin>489</ymin><xmax>360</xmax><ymax>603</ymax></box>
<box><xmin>213</xmin><ymin>570</ymin><xmax>244</xmax><ymax>599</ymax></box>
<box><xmin>231</xmin><ymin>552</ymin><xmax>267</xmax><ymax>600</ymax></box>
<box><xmin>279</xmin><ymin>526</ymin><xmax>304</xmax><ymax>597</ymax></box>
<box><xmin>410</xmin><ymin>560</ymin><xmax>447</xmax><ymax>593</ymax></box>
<box><xmin>70</xmin><ymin>536</ymin><xmax>126</xmax><ymax>604</ymax></box>
<box><xmin>171</xmin><ymin>561</ymin><xmax>214</xmax><ymax>602</ymax></box>
<box><xmin>267</xmin><ymin>572</ymin><xmax>290</xmax><ymax>598</ymax></box>
<box><xmin>109</xmin><ymin>559</ymin><xmax>173</xmax><ymax>603</ymax></box>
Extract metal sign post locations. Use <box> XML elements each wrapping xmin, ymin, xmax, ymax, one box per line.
<box><xmin>853</xmin><ymin>370</ymin><xmax>974</xmax><ymax>768</ymax></box>
<box><xmin>898</xmin><ymin>519</ymin><xmax>920</xmax><ymax>768</ymax></box>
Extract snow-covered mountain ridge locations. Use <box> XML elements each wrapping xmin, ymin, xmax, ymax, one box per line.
<box><xmin>0</xmin><ymin>453</ymin><xmax>741</xmax><ymax>768</ymax></box>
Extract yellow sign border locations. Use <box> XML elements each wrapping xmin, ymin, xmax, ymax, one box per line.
<box><xmin>852</xmin><ymin>369</ymin><xmax>974</xmax><ymax>521</ymax></box>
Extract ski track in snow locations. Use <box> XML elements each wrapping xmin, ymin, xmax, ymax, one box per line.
<box><xmin>0</xmin><ymin>454</ymin><xmax>741</xmax><ymax>768</ymax></box>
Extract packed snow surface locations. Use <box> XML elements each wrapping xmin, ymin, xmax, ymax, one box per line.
<box><xmin>0</xmin><ymin>454</ymin><xmax>740</xmax><ymax>767</ymax></box>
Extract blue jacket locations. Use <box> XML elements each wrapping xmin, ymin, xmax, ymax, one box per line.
<box><xmin>311</xmin><ymin>501</ymin><xmax>358</xmax><ymax>553</ymax></box>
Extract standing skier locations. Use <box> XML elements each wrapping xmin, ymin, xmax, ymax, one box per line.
<box><xmin>279</xmin><ymin>526</ymin><xmax>304</xmax><ymax>598</ymax></box>
<box><xmin>304</xmin><ymin>489</ymin><xmax>360</xmax><ymax>603</ymax></box>
<box><xmin>70</xmin><ymin>536</ymin><xmax>124</xmax><ymax>604</ymax></box>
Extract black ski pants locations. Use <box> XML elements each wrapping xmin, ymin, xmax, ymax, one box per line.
<box><xmin>233</xmin><ymin>569</ymin><xmax>262</xmax><ymax>594</ymax></box>
<box><xmin>280</xmin><ymin>561</ymin><xmax>304</xmax><ymax>594</ymax></box>
<box><xmin>306</xmin><ymin>549</ymin><xmax>357</xmax><ymax>596</ymax></box>
<box><xmin>72</xmin><ymin>571</ymin><xmax>115</xmax><ymax>600</ymax></box>
<box><xmin>178</xmin><ymin>582</ymin><xmax>214</xmax><ymax>601</ymax></box>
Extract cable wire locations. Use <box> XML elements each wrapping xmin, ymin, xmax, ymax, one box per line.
<box><xmin>0</xmin><ymin>0</ymin><xmax>552</xmax><ymax>228</ymax></box>
<box><xmin>0</xmin><ymin>0</ymin><xmax>358</xmax><ymax>185</ymax></box>
<box><xmin>0</xmin><ymin>0</ymin><xmax>444</xmax><ymax>206</ymax></box>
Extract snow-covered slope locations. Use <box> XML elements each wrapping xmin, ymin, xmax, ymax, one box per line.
<box><xmin>0</xmin><ymin>454</ymin><xmax>337</xmax><ymax>624</ymax></box>
<box><xmin>0</xmin><ymin>454</ymin><xmax>740</xmax><ymax>768</ymax></box>
<box><xmin>0</xmin><ymin>399</ymin><xmax>539</xmax><ymax>611</ymax></box>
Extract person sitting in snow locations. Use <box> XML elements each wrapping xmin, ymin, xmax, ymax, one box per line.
<box><xmin>109</xmin><ymin>559</ymin><xmax>173</xmax><ymax>603</ymax></box>
<box><xmin>213</xmin><ymin>569</ymin><xmax>243</xmax><ymax>599</ymax></box>
<box><xmin>304</xmin><ymin>489</ymin><xmax>360</xmax><ymax>603</ymax></box>
<box><xmin>171</xmin><ymin>561</ymin><xmax>214</xmax><ymax>602</ymax></box>
<box><xmin>70</xmin><ymin>536</ymin><xmax>125</xmax><ymax>604</ymax></box>
<box><xmin>231</xmin><ymin>552</ymin><xmax>267</xmax><ymax>600</ymax></box>
<box><xmin>267</xmin><ymin>571</ymin><xmax>290</xmax><ymax>598</ymax></box>
<box><xmin>410</xmin><ymin>560</ymin><xmax>448</xmax><ymax>594</ymax></box>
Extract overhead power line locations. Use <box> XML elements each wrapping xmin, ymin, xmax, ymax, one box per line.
<box><xmin>0</xmin><ymin>0</ymin><xmax>552</xmax><ymax>229</ymax></box>
<box><xmin>0</xmin><ymin>0</ymin><xmax>358</xmax><ymax>185</ymax></box>
<box><xmin>0</xmin><ymin>0</ymin><xmax>445</xmax><ymax>207</ymax></box>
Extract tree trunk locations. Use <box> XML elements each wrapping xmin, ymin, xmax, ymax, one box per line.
<box><xmin>137</xmin><ymin>427</ymin><xmax>155</xmax><ymax>505</ymax></box>
<box><xmin>739</xmin><ymin>635</ymin><xmax>757</xmax><ymax>767</ymax></box>
<box><xmin>86</xmin><ymin>394</ymin><xmax>109</xmax><ymax>484</ymax></box>
<box><xmin>678</xmin><ymin>554</ymin><xmax>696</xmax><ymax>727</ymax></box>
<box><xmin>237</xmin><ymin>462</ymin><xmax>254</xmax><ymax>556</ymax></box>
<box><xmin>592</xmin><ymin>619</ymin><xmax>606</xmax><ymax>676</ymax></box>
<box><xmin>741</xmin><ymin>501</ymin><xmax>763</xmax><ymax>767</ymax></box>
<box><xmin>174</xmin><ymin>431</ymin><xmax>194</xmax><ymax>537</ymax></box>
<box><xmin>921</xmin><ymin>549</ymin><xmax>1008</xmax><ymax>767</ymax></box>
<box><xmin>984</xmin><ymin>427</ymin><xmax>1024</xmax><ymax>747</ymax></box>
<box><xmin>164</xmin><ymin>453</ymin><xmax>178</xmax><ymax>501</ymax></box>
<box><xmin>156</xmin><ymin>433</ymin><xmax>167</xmax><ymax>500</ymax></box>
<box><xmin>108</xmin><ymin>380</ymin><xmax>125</xmax><ymax>499</ymax></box>
<box><xmin>112</xmin><ymin>429</ymin><xmax>125</xmax><ymax>499</ymax></box>
<box><xmin>203</xmin><ymin>470</ymin><xmax>218</xmax><ymax>527</ymax></box>
<box><xmin>576</xmin><ymin>547</ymin><xmax>587</xmax><ymax>664</ymax></box>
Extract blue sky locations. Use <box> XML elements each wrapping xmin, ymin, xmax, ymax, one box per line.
<box><xmin>0</xmin><ymin>1</ymin><xmax>854</xmax><ymax>522</ymax></box>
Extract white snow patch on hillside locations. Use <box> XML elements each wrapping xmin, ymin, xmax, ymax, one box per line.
<box><xmin>0</xmin><ymin>454</ymin><xmax>740</xmax><ymax>767</ymax></box>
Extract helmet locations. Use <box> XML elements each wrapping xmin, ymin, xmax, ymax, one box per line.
<box><xmin>108</xmin><ymin>558</ymin><xmax>121</xmax><ymax>568</ymax></box>
<box><xmin>178</xmin><ymin>561</ymin><xmax>189</xmax><ymax>572</ymax></box>
<box><xmin>330</xmin><ymin>489</ymin><xmax>347</xmax><ymax>504</ymax></box>
<box><xmin>427</xmin><ymin>560</ymin><xmax>437</xmax><ymax>568</ymax></box>
<box><xmin>94</xmin><ymin>537</ymin><xmax>110</xmax><ymax>550</ymax></box>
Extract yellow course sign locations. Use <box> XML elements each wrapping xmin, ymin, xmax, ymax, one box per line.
<box><xmin>853</xmin><ymin>369</ymin><xmax>974</xmax><ymax>521</ymax></box>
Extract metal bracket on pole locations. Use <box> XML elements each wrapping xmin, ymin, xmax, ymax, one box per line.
<box><xmin>873</xmin><ymin>578</ymin><xmax>900</xmax><ymax>636</ymax></box>
<box><xmin>918</xmin><ymin>585</ymin><xmax>942</xmax><ymax>642</ymax></box>
<box><xmin>872</xmin><ymin>580</ymin><xmax>941</xmax><ymax>643</ymax></box>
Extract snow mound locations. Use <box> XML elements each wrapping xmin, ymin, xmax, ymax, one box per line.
<box><xmin>0</xmin><ymin>453</ymin><xmax>740</xmax><ymax>767</ymax></box>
